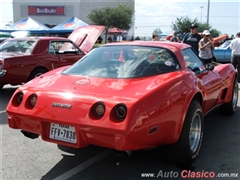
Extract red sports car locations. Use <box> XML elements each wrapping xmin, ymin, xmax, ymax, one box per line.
<box><xmin>6</xmin><ymin>41</ymin><xmax>238</xmax><ymax>165</ymax></box>
<box><xmin>0</xmin><ymin>25</ymin><xmax>105</xmax><ymax>89</ymax></box>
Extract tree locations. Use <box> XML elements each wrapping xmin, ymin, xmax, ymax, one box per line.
<box><xmin>171</xmin><ymin>16</ymin><xmax>199</xmax><ymax>34</ymax></box>
<box><xmin>88</xmin><ymin>4</ymin><xmax>134</xmax><ymax>42</ymax></box>
<box><xmin>209</xmin><ymin>29</ymin><xmax>221</xmax><ymax>37</ymax></box>
<box><xmin>152</xmin><ymin>28</ymin><xmax>162</xmax><ymax>35</ymax></box>
<box><xmin>171</xmin><ymin>16</ymin><xmax>221</xmax><ymax>37</ymax></box>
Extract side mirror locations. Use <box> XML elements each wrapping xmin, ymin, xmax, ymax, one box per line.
<box><xmin>205</xmin><ymin>63</ymin><xmax>214</xmax><ymax>71</ymax></box>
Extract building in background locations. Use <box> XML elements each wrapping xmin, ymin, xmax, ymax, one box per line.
<box><xmin>11</xmin><ymin>0</ymin><xmax>135</xmax><ymax>39</ymax></box>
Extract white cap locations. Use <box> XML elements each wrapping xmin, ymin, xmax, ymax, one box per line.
<box><xmin>203</xmin><ymin>30</ymin><xmax>211</xmax><ymax>35</ymax></box>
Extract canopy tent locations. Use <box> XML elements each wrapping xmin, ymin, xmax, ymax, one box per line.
<box><xmin>0</xmin><ymin>17</ymin><xmax>50</xmax><ymax>34</ymax></box>
<box><xmin>107</xmin><ymin>27</ymin><xmax>127</xmax><ymax>34</ymax></box>
<box><xmin>49</xmin><ymin>16</ymin><xmax>89</xmax><ymax>33</ymax></box>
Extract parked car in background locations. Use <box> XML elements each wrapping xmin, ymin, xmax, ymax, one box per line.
<box><xmin>6</xmin><ymin>41</ymin><xmax>238</xmax><ymax>165</ymax></box>
<box><xmin>0</xmin><ymin>25</ymin><xmax>105</xmax><ymax>89</ymax></box>
<box><xmin>212</xmin><ymin>40</ymin><xmax>231</xmax><ymax>63</ymax></box>
<box><xmin>0</xmin><ymin>32</ymin><xmax>13</xmax><ymax>43</ymax></box>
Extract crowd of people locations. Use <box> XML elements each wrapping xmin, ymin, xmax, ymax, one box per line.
<box><xmin>150</xmin><ymin>24</ymin><xmax>240</xmax><ymax>82</ymax></box>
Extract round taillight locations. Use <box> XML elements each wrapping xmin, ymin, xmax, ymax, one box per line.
<box><xmin>95</xmin><ymin>103</ymin><xmax>105</xmax><ymax>116</ymax></box>
<box><xmin>17</xmin><ymin>93</ymin><xmax>23</xmax><ymax>104</ymax></box>
<box><xmin>115</xmin><ymin>104</ymin><xmax>127</xmax><ymax>120</ymax></box>
<box><xmin>12</xmin><ymin>92</ymin><xmax>24</xmax><ymax>107</ymax></box>
<box><xmin>90</xmin><ymin>102</ymin><xmax>106</xmax><ymax>119</ymax></box>
<box><xmin>30</xmin><ymin>95</ymin><xmax>37</xmax><ymax>107</ymax></box>
<box><xmin>25</xmin><ymin>94</ymin><xmax>37</xmax><ymax>109</ymax></box>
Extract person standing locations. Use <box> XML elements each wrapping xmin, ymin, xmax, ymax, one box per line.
<box><xmin>182</xmin><ymin>24</ymin><xmax>202</xmax><ymax>54</ymax></box>
<box><xmin>230</xmin><ymin>32</ymin><xmax>240</xmax><ymax>83</ymax></box>
<box><xmin>198</xmin><ymin>30</ymin><xmax>215</xmax><ymax>64</ymax></box>
<box><xmin>170</xmin><ymin>32</ymin><xmax>179</xmax><ymax>42</ymax></box>
<box><xmin>152</xmin><ymin>34</ymin><xmax>159</xmax><ymax>41</ymax></box>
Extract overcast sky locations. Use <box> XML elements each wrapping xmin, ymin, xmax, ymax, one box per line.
<box><xmin>1</xmin><ymin>0</ymin><xmax>240</xmax><ymax>37</ymax></box>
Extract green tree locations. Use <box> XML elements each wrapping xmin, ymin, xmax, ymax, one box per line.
<box><xmin>208</xmin><ymin>28</ymin><xmax>221</xmax><ymax>37</ymax></box>
<box><xmin>171</xmin><ymin>16</ymin><xmax>221</xmax><ymax>37</ymax></box>
<box><xmin>88</xmin><ymin>4</ymin><xmax>134</xmax><ymax>42</ymax></box>
<box><xmin>171</xmin><ymin>16</ymin><xmax>199</xmax><ymax>34</ymax></box>
<box><xmin>197</xmin><ymin>23</ymin><xmax>220</xmax><ymax>37</ymax></box>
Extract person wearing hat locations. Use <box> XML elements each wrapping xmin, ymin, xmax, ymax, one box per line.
<box><xmin>198</xmin><ymin>30</ymin><xmax>215</xmax><ymax>64</ymax></box>
<box><xmin>170</xmin><ymin>32</ymin><xmax>179</xmax><ymax>42</ymax></box>
<box><xmin>182</xmin><ymin>24</ymin><xmax>202</xmax><ymax>53</ymax></box>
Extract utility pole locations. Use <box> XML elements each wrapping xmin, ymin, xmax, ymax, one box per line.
<box><xmin>207</xmin><ymin>0</ymin><xmax>210</xmax><ymax>25</ymax></box>
<box><xmin>200</xmin><ymin>6</ymin><xmax>204</xmax><ymax>22</ymax></box>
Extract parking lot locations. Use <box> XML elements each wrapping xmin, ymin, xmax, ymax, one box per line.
<box><xmin>1</xmin><ymin>85</ymin><xmax>240</xmax><ymax>180</ymax></box>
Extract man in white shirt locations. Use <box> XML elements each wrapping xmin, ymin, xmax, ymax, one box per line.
<box><xmin>230</xmin><ymin>32</ymin><xmax>240</xmax><ymax>83</ymax></box>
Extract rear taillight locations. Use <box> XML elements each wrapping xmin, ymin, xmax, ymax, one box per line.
<box><xmin>90</xmin><ymin>102</ymin><xmax>106</xmax><ymax>119</ymax></box>
<box><xmin>111</xmin><ymin>103</ymin><xmax>128</xmax><ymax>122</ymax></box>
<box><xmin>12</xmin><ymin>92</ymin><xmax>24</xmax><ymax>107</ymax></box>
<box><xmin>25</xmin><ymin>94</ymin><xmax>37</xmax><ymax>109</ymax></box>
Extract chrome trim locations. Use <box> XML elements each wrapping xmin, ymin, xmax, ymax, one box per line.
<box><xmin>0</xmin><ymin>70</ymin><xmax>7</xmax><ymax>77</ymax></box>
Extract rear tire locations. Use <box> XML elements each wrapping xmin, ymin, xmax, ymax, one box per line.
<box><xmin>27</xmin><ymin>68</ymin><xmax>48</xmax><ymax>82</ymax></box>
<box><xmin>165</xmin><ymin>100</ymin><xmax>204</xmax><ymax>165</ymax></box>
<box><xmin>219</xmin><ymin>78</ymin><xmax>238</xmax><ymax>115</ymax></box>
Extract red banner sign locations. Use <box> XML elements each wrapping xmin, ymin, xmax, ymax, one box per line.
<box><xmin>28</xmin><ymin>6</ymin><xmax>64</xmax><ymax>15</ymax></box>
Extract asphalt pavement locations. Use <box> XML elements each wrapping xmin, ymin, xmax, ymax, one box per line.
<box><xmin>0</xmin><ymin>85</ymin><xmax>240</xmax><ymax>180</ymax></box>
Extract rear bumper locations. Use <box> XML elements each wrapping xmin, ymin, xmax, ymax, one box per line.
<box><xmin>0</xmin><ymin>70</ymin><xmax>7</xmax><ymax>77</ymax></box>
<box><xmin>7</xmin><ymin>114</ymin><xmax>151</xmax><ymax>151</ymax></box>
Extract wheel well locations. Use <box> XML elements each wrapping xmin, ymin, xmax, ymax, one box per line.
<box><xmin>31</xmin><ymin>66</ymin><xmax>49</xmax><ymax>73</ymax></box>
<box><xmin>192</xmin><ymin>92</ymin><xmax>203</xmax><ymax>107</ymax></box>
<box><xmin>29</xmin><ymin>67</ymin><xmax>49</xmax><ymax>77</ymax></box>
<box><xmin>27</xmin><ymin>66</ymin><xmax>49</xmax><ymax>81</ymax></box>
<box><xmin>174</xmin><ymin>92</ymin><xmax>203</xmax><ymax>144</ymax></box>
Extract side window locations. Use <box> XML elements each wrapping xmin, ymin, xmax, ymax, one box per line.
<box><xmin>49</xmin><ymin>41</ymin><xmax>82</xmax><ymax>54</ymax></box>
<box><xmin>182</xmin><ymin>48</ymin><xmax>206</xmax><ymax>74</ymax></box>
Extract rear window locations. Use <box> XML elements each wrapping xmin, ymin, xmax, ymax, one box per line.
<box><xmin>0</xmin><ymin>39</ymin><xmax>37</xmax><ymax>53</ymax></box>
<box><xmin>63</xmin><ymin>45</ymin><xmax>180</xmax><ymax>78</ymax></box>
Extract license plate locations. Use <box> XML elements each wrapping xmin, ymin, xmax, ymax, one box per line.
<box><xmin>49</xmin><ymin>123</ymin><xmax>77</xmax><ymax>144</ymax></box>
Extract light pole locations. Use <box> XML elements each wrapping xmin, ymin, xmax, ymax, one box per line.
<box><xmin>207</xmin><ymin>0</ymin><xmax>210</xmax><ymax>25</ymax></box>
<box><xmin>200</xmin><ymin>6</ymin><xmax>204</xmax><ymax>22</ymax></box>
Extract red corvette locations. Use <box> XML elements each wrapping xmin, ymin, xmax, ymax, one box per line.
<box><xmin>6</xmin><ymin>41</ymin><xmax>238</xmax><ymax>165</ymax></box>
<box><xmin>0</xmin><ymin>25</ymin><xmax>105</xmax><ymax>89</ymax></box>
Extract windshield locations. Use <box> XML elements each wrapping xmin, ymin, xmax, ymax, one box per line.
<box><xmin>218</xmin><ymin>40</ymin><xmax>231</xmax><ymax>49</ymax></box>
<box><xmin>0</xmin><ymin>39</ymin><xmax>37</xmax><ymax>53</ymax></box>
<box><xmin>63</xmin><ymin>45</ymin><xmax>180</xmax><ymax>78</ymax></box>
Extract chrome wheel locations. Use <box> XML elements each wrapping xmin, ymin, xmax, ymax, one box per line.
<box><xmin>189</xmin><ymin>111</ymin><xmax>202</xmax><ymax>153</ymax></box>
<box><xmin>34</xmin><ymin>72</ymin><xmax>43</xmax><ymax>78</ymax></box>
<box><xmin>232</xmin><ymin>82</ymin><xmax>238</xmax><ymax>109</ymax></box>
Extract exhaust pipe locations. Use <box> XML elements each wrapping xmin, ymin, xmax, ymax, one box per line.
<box><xmin>21</xmin><ymin>130</ymin><xmax>39</xmax><ymax>139</ymax></box>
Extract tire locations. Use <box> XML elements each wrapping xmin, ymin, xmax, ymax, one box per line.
<box><xmin>165</xmin><ymin>100</ymin><xmax>204</xmax><ymax>165</ymax></box>
<box><xmin>27</xmin><ymin>68</ymin><xmax>48</xmax><ymax>82</ymax></box>
<box><xmin>219</xmin><ymin>78</ymin><xmax>238</xmax><ymax>115</ymax></box>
